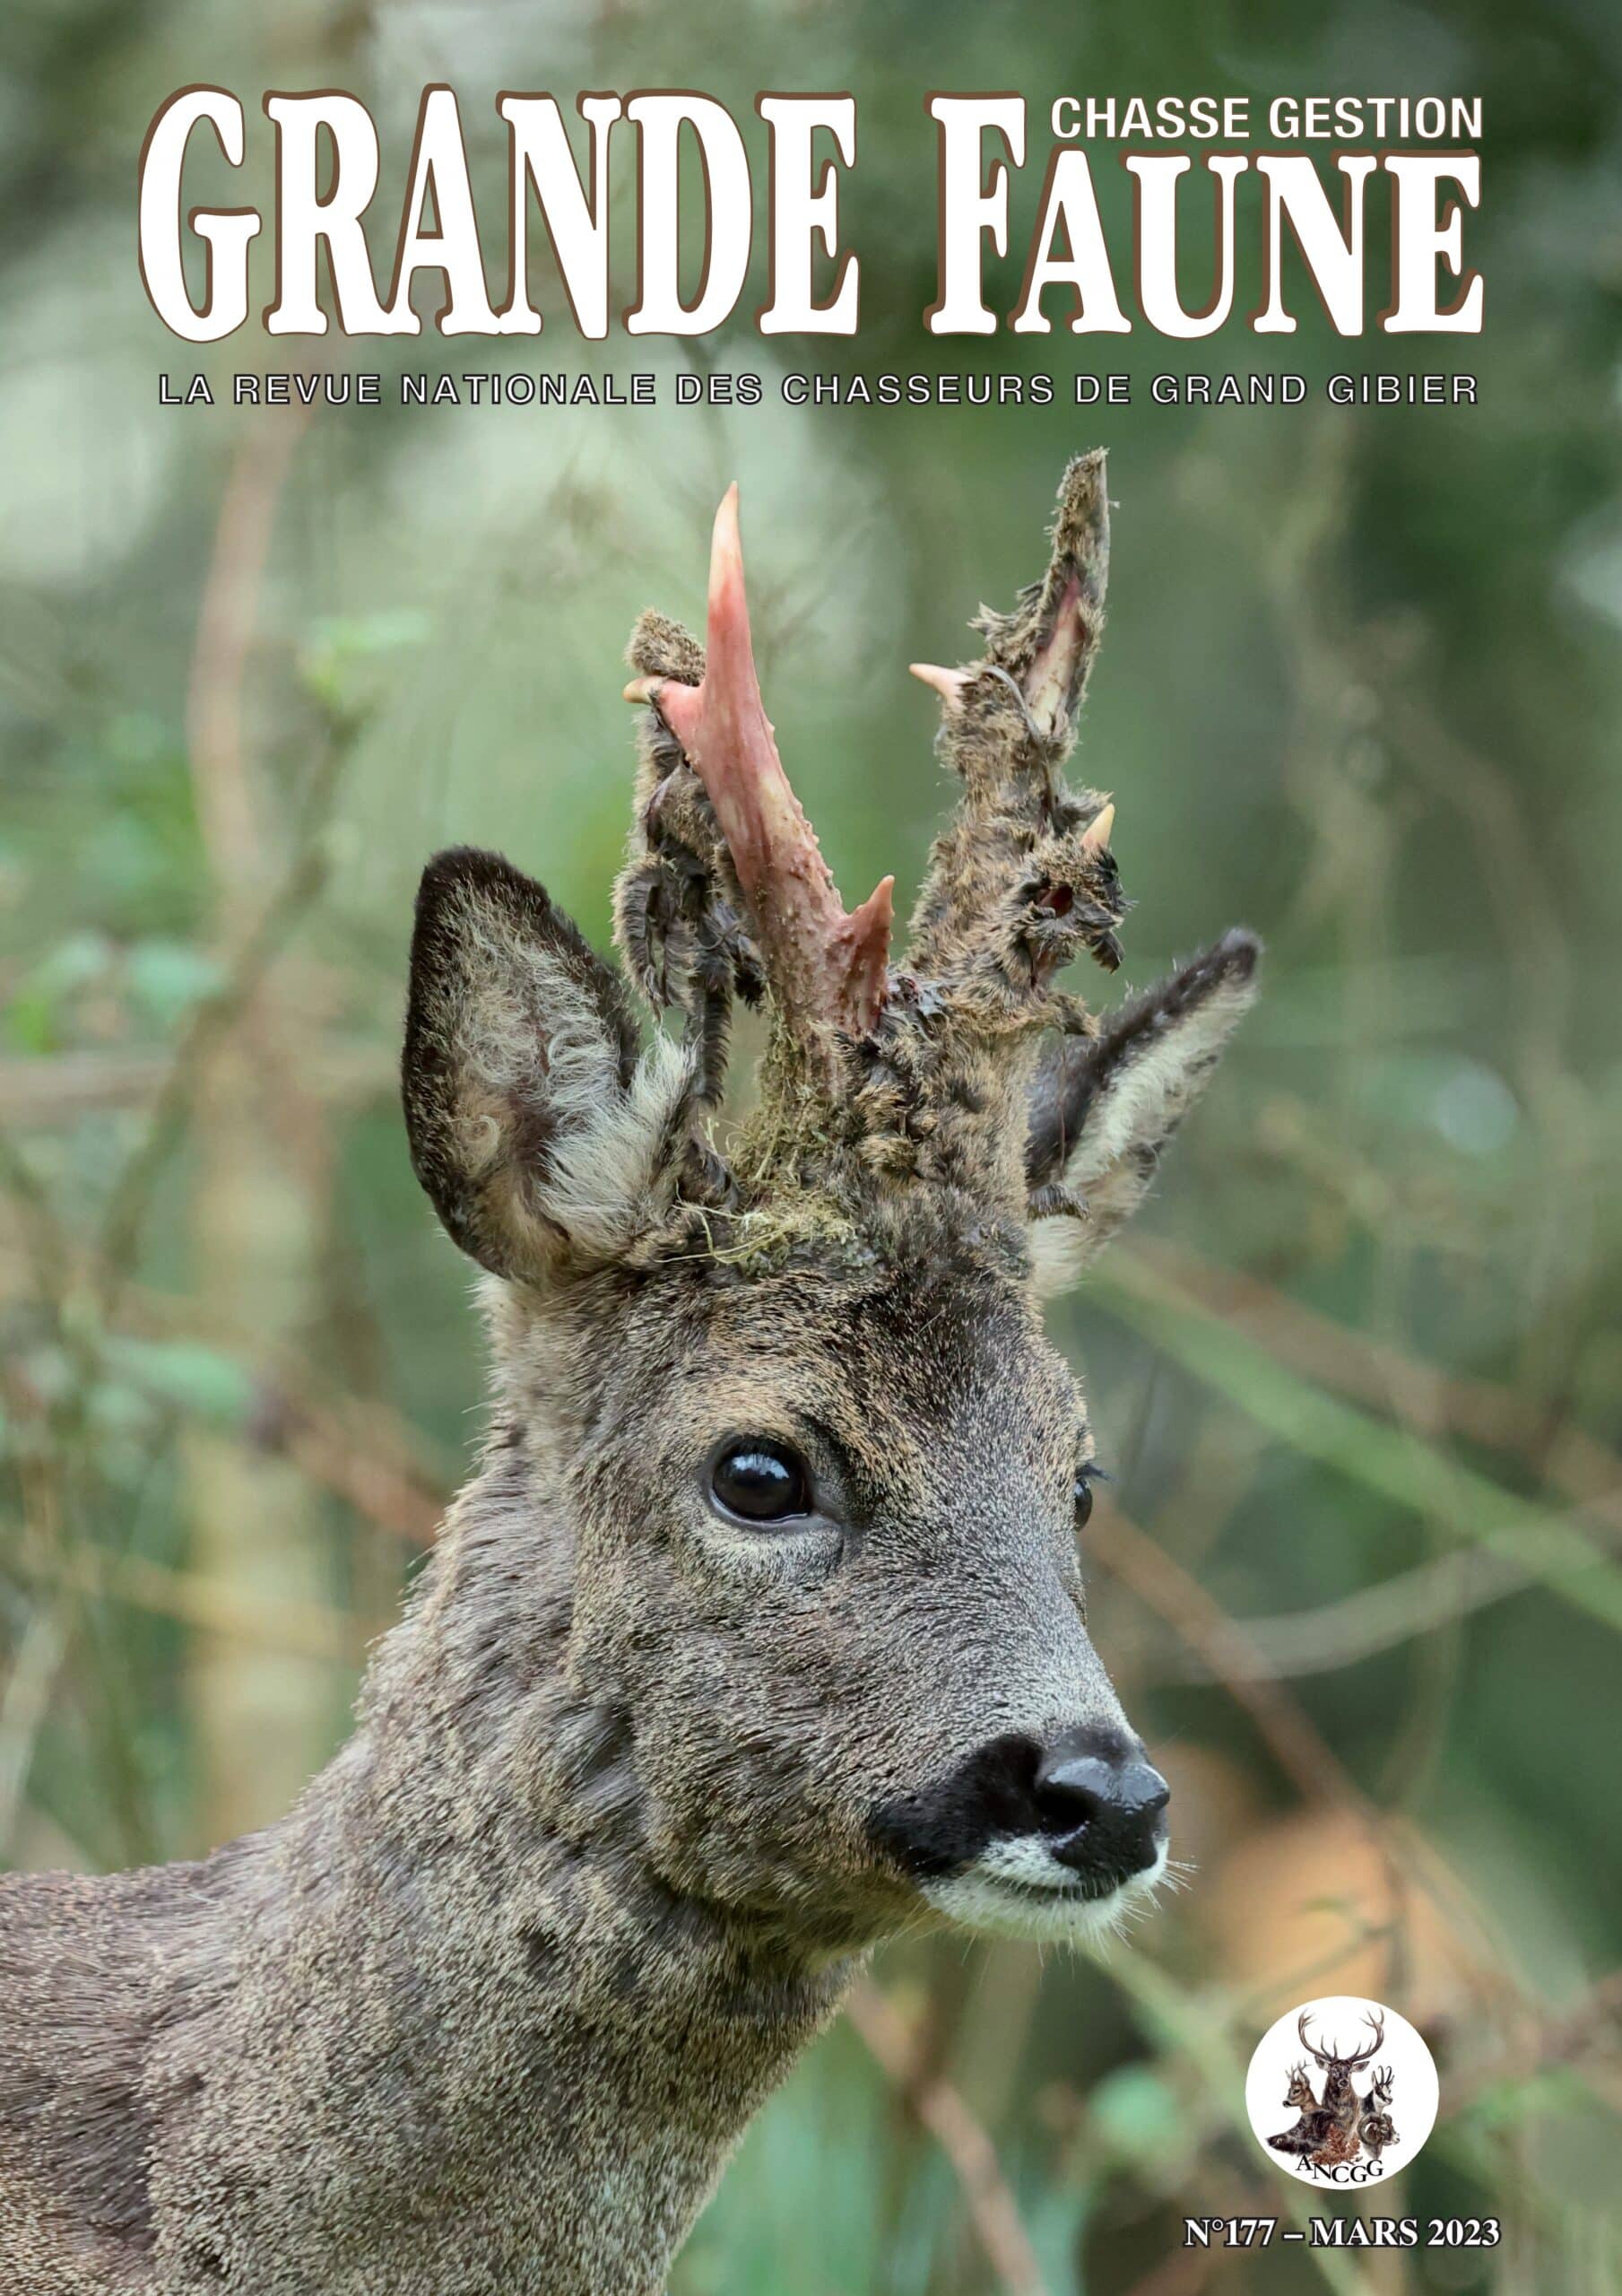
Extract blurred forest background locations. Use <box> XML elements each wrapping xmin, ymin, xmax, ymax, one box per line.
<box><xmin>4</xmin><ymin>0</ymin><xmax>1622</xmax><ymax>2290</ymax></box>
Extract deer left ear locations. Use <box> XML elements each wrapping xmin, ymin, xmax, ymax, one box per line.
<box><xmin>403</xmin><ymin>848</ymin><xmax>697</xmax><ymax>1283</ymax></box>
<box><xmin>1024</xmin><ymin>930</ymin><xmax>1261</xmax><ymax>1292</ymax></box>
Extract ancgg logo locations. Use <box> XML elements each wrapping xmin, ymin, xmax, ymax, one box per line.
<box><xmin>1245</xmin><ymin>1998</ymin><xmax>1439</xmax><ymax>2184</ymax></box>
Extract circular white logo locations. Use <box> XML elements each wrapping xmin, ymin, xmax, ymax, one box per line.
<box><xmin>1245</xmin><ymin>1997</ymin><xmax>1438</xmax><ymax>2185</ymax></box>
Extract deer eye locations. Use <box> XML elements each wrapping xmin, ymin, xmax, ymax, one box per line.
<box><xmin>708</xmin><ymin>1439</ymin><xmax>811</xmax><ymax>1526</ymax></box>
<box><xmin>1073</xmin><ymin>1464</ymin><xmax>1102</xmax><ymax>1529</ymax></box>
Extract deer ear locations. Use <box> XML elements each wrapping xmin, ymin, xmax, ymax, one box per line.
<box><xmin>1024</xmin><ymin>930</ymin><xmax>1260</xmax><ymax>1292</ymax></box>
<box><xmin>403</xmin><ymin>848</ymin><xmax>696</xmax><ymax>1281</ymax></box>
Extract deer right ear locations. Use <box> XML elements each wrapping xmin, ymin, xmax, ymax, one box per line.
<box><xmin>1023</xmin><ymin>929</ymin><xmax>1261</xmax><ymax>1291</ymax></box>
<box><xmin>403</xmin><ymin>848</ymin><xmax>696</xmax><ymax>1282</ymax></box>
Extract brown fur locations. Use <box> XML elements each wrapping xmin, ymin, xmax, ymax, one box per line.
<box><xmin>0</xmin><ymin>457</ymin><xmax>1259</xmax><ymax>2292</ymax></box>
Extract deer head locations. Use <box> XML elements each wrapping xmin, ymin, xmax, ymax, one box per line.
<box><xmin>1298</xmin><ymin>2009</ymin><xmax>1386</xmax><ymax>2073</ymax></box>
<box><xmin>401</xmin><ymin>455</ymin><xmax>1260</xmax><ymax>1951</ymax></box>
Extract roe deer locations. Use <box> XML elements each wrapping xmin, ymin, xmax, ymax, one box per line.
<box><xmin>0</xmin><ymin>453</ymin><xmax>1260</xmax><ymax>2293</ymax></box>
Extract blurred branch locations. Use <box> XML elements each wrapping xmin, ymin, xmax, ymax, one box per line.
<box><xmin>1159</xmin><ymin>1546</ymin><xmax>1527</xmax><ymax>1682</ymax></box>
<box><xmin>273</xmin><ymin>1401</ymin><xmax>446</xmax><ymax>1550</ymax></box>
<box><xmin>186</xmin><ymin>407</ymin><xmax>312</xmax><ymax>890</ymax></box>
<box><xmin>1094</xmin><ymin>1250</ymin><xmax>1622</xmax><ymax>1636</ymax></box>
<box><xmin>0</xmin><ymin>1043</ymin><xmax>393</xmax><ymax>1126</ymax></box>
<box><xmin>1111</xmin><ymin>1239</ymin><xmax>1622</xmax><ymax>1675</ymax></box>
<box><xmin>0</xmin><ymin>1126</ymin><xmax>69</xmax><ymax>1297</ymax></box>
<box><xmin>1444</xmin><ymin>1968</ymin><xmax>1622</xmax><ymax>2118</ymax></box>
<box><xmin>108</xmin><ymin>1267</ymin><xmax>451</xmax><ymax>1543</ymax></box>
<box><xmin>8</xmin><ymin>1536</ymin><xmax>357</xmax><ymax>1665</ymax></box>
<box><xmin>1240</xmin><ymin>418</ymin><xmax>1592</xmax><ymax>1416</ymax></box>
<box><xmin>1091</xmin><ymin>1503</ymin><xmax>1375</xmax><ymax>1815</ymax></box>
<box><xmin>0</xmin><ymin>1364</ymin><xmax>156</xmax><ymax>1866</ymax></box>
<box><xmin>846</xmin><ymin>1977</ymin><xmax>1050</xmax><ymax>2296</ymax></box>
<box><xmin>0</xmin><ymin>1235</ymin><xmax>449</xmax><ymax>1549</ymax></box>
<box><xmin>0</xmin><ymin>1607</ymin><xmax>68</xmax><ymax>1852</ymax></box>
<box><xmin>1132</xmin><ymin>1238</ymin><xmax>1622</xmax><ymax>1528</ymax></box>
<box><xmin>1121</xmin><ymin>2251</ymin><xmax>1219</xmax><ymax>2296</ymax></box>
<box><xmin>1380</xmin><ymin>683</ymin><xmax>1574</xmax><ymax>1078</ymax></box>
<box><xmin>1092</xmin><ymin>1500</ymin><xmax>1511</xmax><ymax>2003</ymax></box>
<box><xmin>93</xmin><ymin>836</ymin><xmax>332</xmax><ymax>1306</ymax></box>
<box><xmin>95</xmin><ymin>404</ymin><xmax>348</xmax><ymax>1315</ymax></box>
<box><xmin>179</xmin><ymin>404</ymin><xmax>337</xmax><ymax>1843</ymax></box>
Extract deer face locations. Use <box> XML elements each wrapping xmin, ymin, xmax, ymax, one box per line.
<box><xmin>544</xmin><ymin>1248</ymin><xmax>1161</xmax><ymax>1948</ymax></box>
<box><xmin>403</xmin><ymin>458</ymin><xmax>1259</xmax><ymax>1954</ymax></box>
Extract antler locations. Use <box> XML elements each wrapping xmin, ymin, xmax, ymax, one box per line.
<box><xmin>1344</xmin><ymin>2011</ymin><xmax>1385</xmax><ymax>2068</ymax></box>
<box><xmin>1299</xmin><ymin>2007</ymin><xmax>1385</xmax><ymax>2068</ymax></box>
<box><xmin>1297</xmin><ymin>2012</ymin><xmax>1331</xmax><ymax>2067</ymax></box>
<box><xmin>906</xmin><ymin>450</ymin><xmax>1124</xmax><ymax>1005</ymax></box>
<box><xmin>626</xmin><ymin>487</ymin><xmax>893</xmax><ymax>1046</ymax></box>
<box><xmin>615</xmin><ymin>456</ymin><xmax>1146</xmax><ymax>1222</ymax></box>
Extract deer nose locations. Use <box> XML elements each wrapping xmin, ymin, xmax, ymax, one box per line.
<box><xmin>1031</xmin><ymin>1727</ymin><xmax>1169</xmax><ymax>1880</ymax></box>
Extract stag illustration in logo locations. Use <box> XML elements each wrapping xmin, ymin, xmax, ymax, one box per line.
<box><xmin>1268</xmin><ymin>2010</ymin><xmax>1398</xmax><ymax>2171</ymax></box>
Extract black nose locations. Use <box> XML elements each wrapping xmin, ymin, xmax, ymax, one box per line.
<box><xmin>1032</xmin><ymin>1726</ymin><xmax>1168</xmax><ymax>1882</ymax></box>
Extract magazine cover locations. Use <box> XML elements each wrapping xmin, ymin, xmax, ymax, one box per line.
<box><xmin>1</xmin><ymin>5</ymin><xmax>1617</xmax><ymax>2291</ymax></box>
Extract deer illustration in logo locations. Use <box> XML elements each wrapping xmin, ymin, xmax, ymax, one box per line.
<box><xmin>1268</xmin><ymin>2009</ymin><xmax>1393</xmax><ymax>2171</ymax></box>
<box><xmin>1271</xmin><ymin>2062</ymin><xmax>1320</xmax><ymax>2155</ymax></box>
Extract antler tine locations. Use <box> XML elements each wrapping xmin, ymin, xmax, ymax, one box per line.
<box><xmin>1346</xmin><ymin>2010</ymin><xmax>1385</xmax><ymax>2067</ymax></box>
<box><xmin>906</xmin><ymin>450</ymin><xmax>1125</xmax><ymax>1003</ymax></box>
<box><xmin>1297</xmin><ymin>2011</ymin><xmax>1330</xmax><ymax>2066</ymax></box>
<box><xmin>627</xmin><ymin>486</ymin><xmax>893</xmax><ymax>1053</ymax></box>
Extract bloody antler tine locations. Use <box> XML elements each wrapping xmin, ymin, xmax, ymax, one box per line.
<box><xmin>1080</xmin><ymin>800</ymin><xmax>1115</xmax><ymax>857</ymax></box>
<box><xmin>833</xmin><ymin>873</ymin><xmax>897</xmax><ymax>1035</ymax></box>
<box><xmin>644</xmin><ymin>486</ymin><xmax>892</xmax><ymax>1044</ymax></box>
<box><xmin>908</xmin><ymin>662</ymin><xmax>970</xmax><ymax>712</ymax></box>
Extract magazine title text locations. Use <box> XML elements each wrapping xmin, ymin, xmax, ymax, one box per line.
<box><xmin>139</xmin><ymin>90</ymin><xmax>1486</xmax><ymax>344</ymax></box>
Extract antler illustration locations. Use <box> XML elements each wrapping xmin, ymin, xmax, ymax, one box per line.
<box><xmin>1297</xmin><ymin>2011</ymin><xmax>1329</xmax><ymax>2066</ymax></box>
<box><xmin>1297</xmin><ymin>2008</ymin><xmax>1386</xmax><ymax>2068</ymax></box>
<box><xmin>1346</xmin><ymin>2010</ymin><xmax>1385</xmax><ymax>2067</ymax></box>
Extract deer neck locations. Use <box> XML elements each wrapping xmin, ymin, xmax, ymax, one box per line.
<box><xmin>174</xmin><ymin>1447</ymin><xmax>854</xmax><ymax>2295</ymax></box>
